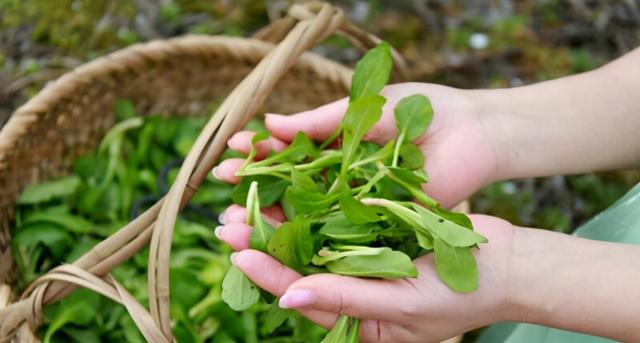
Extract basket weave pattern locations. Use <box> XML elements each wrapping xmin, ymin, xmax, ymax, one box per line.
<box><xmin>0</xmin><ymin>3</ymin><xmax>412</xmax><ymax>341</ymax></box>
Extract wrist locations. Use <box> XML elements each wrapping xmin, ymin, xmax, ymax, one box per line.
<box><xmin>464</xmin><ymin>88</ymin><xmax>513</xmax><ymax>183</ymax></box>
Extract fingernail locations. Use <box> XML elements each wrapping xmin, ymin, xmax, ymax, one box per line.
<box><xmin>230</xmin><ymin>252</ymin><xmax>238</xmax><ymax>265</ymax></box>
<box><xmin>279</xmin><ymin>289</ymin><xmax>315</xmax><ymax>309</ymax></box>
<box><xmin>218</xmin><ymin>211</ymin><xmax>226</xmax><ymax>224</ymax></box>
<box><xmin>214</xmin><ymin>226</ymin><xmax>223</xmax><ymax>239</ymax></box>
<box><xmin>211</xmin><ymin>166</ymin><xmax>220</xmax><ymax>179</ymax></box>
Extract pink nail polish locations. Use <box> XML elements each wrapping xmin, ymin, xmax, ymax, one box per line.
<box><xmin>279</xmin><ymin>289</ymin><xmax>315</xmax><ymax>309</ymax></box>
<box><xmin>214</xmin><ymin>226</ymin><xmax>223</xmax><ymax>239</ymax></box>
<box><xmin>211</xmin><ymin>166</ymin><xmax>220</xmax><ymax>179</ymax></box>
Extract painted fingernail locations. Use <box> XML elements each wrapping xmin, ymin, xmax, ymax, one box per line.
<box><xmin>230</xmin><ymin>252</ymin><xmax>238</xmax><ymax>265</ymax></box>
<box><xmin>211</xmin><ymin>166</ymin><xmax>220</xmax><ymax>179</ymax></box>
<box><xmin>279</xmin><ymin>289</ymin><xmax>315</xmax><ymax>309</ymax></box>
<box><xmin>218</xmin><ymin>211</ymin><xmax>226</xmax><ymax>224</ymax></box>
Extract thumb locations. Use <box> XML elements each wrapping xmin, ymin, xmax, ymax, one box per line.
<box><xmin>278</xmin><ymin>273</ymin><xmax>403</xmax><ymax>322</ymax></box>
<box><xmin>265</xmin><ymin>98</ymin><xmax>347</xmax><ymax>142</ymax></box>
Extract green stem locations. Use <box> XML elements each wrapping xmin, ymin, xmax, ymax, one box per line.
<box><xmin>319</xmin><ymin>125</ymin><xmax>342</xmax><ymax>150</ymax></box>
<box><xmin>391</xmin><ymin>130</ymin><xmax>405</xmax><ymax>167</ymax></box>
<box><xmin>355</xmin><ymin>169</ymin><xmax>387</xmax><ymax>198</ymax></box>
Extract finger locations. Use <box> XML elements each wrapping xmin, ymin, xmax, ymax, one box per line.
<box><xmin>261</xmin><ymin>205</ymin><xmax>286</xmax><ymax>223</ymax></box>
<box><xmin>214</xmin><ymin>222</ymin><xmax>251</xmax><ymax>250</ymax></box>
<box><xmin>278</xmin><ymin>273</ymin><xmax>405</xmax><ymax>322</ymax></box>
<box><xmin>265</xmin><ymin>98</ymin><xmax>347</xmax><ymax>142</ymax></box>
<box><xmin>211</xmin><ymin>158</ymin><xmax>244</xmax><ymax>184</ymax></box>
<box><xmin>227</xmin><ymin>130</ymin><xmax>287</xmax><ymax>159</ymax></box>
<box><xmin>234</xmin><ymin>250</ymin><xmax>339</xmax><ymax>328</ymax></box>
<box><xmin>234</xmin><ymin>249</ymin><xmax>301</xmax><ymax>295</ymax></box>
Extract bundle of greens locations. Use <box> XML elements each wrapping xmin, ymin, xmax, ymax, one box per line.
<box><xmin>221</xmin><ymin>43</ymin><xmax>488</xmax><ymax>341</ymax></box>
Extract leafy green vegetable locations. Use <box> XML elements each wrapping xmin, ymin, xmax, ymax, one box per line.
<box><xmin>320</xmin><ymin>315</ymin><xmax>351</xmax><ymax>343</ymax></box>
<box><xmin>340</xmin><ymin>94</ymin><xmax>386</xmax><ymax>175</ymax></box>
<box><xmin>433</xmin><ymin>238</ymin><xmax>479</xmax><ymax>292</ymax></box>
<box><xmin>221</xmin><ymin>265</ymin><xmax>260</xmax><ymax>311</ymax></box>
<box><xmin>246</xmin><ymin>182</ymin><xmax>275</xmax><ymax>252</ymax></box>
<box><xmin>325</xmin><ymin>248</ymin><xmax>417</xmax><ymax>279</ymax></box>
<box><xmin>339</xmin><ymin>194</ymin><xmax>379</xmax><ymax>224</ymax></box>
<box><xmin>268</xmin><ymin>219</ymin><xmax>313</xmax><ymax>272</ymax></box>
<box><xmin>350</xmin><ymin>42</ymin><xmax>392</xmax><ymax>101</ymax></box>
<box><xmin>394</xmin><ymin>94</ymin><xmax>433</xmax><ymax>141</ymax></box>
<box><xmin>17</xmin><ymin>176</ymin><xmax>80</xmax><ymax>204</ymax></box>
<box><xmin>231</xmin><ymin>175</ymin><xmax>288</xmax><ymax>207</ymax></box>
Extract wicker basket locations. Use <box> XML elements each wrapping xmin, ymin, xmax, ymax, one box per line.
<box><xmin>0</xmin><ymin>2</ymin><xmax>422</xmax><ymax>341</ymax></box>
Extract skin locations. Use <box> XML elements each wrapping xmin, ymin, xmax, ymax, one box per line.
<box><xmin>212</xmin><ymin>47</ymin><xmax>640</xmax><ymax>342</ymax></box>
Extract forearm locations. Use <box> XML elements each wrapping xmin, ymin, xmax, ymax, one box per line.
<box><xmin>507</xmin><ymin>227</ymin><xmax>640</xmax><ymax>341</ymax></box>
<box><xmin>472</xmin><ymin>47</ymin><xmax>640</xmax><ymax>180</ymax></box>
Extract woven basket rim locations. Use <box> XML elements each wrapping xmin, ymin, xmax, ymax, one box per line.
<box><xmin>0</xmin><ymin>34</ymin><xmax>352</xmax><ymax>166</ymax></box>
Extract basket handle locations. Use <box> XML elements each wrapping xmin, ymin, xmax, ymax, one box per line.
<box><xmin>254</xmin><ymin>1</ymin><xmax>410</xmax><ymax>80</ymax></box>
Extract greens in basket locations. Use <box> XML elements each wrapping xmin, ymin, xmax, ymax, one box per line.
<box><xmin>220</xmin><ymin>42</ymin><xmax>488</xmax><ymax>341</ymax></box>
<box><xmin>13</xmin><ymin>103</ymin><xmax>328</xmax><ymax>342</ymax></box>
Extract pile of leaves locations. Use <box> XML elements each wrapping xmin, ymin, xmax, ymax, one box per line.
<box><xmin>221</xmin><ymin>43</ymin><xmax>488</xmax><ymax>342</ymax></box>
<box><xmin>12</xmin><ymin>102</ymin><xmax>328</xmax><ymax>342</ymax></box>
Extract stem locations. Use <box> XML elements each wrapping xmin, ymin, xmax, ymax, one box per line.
<box><xmin>311</xmin><ymin>246</ymin><xmax>386</xmax><ymax>265</ymax></box>
<box><xmin>319</xmin><ymin>125</ymin><xmax>342</xmax><ymax>150</ymax></box>
<box><xmin>383</xmin><ymin>168</ymin><xmax>439</xmax><ymax>208</ymax></box>
<box><xmin>391</xmin><ymin>130</ymin><xmax>405</xmax><ymax>167</ymax></box>
<box><xmin>296</xmin><ymin>150</ymin><xmax>342</xmax><ymax>171</ymax></box>
<box><xmin>355</xmin><ymin>169</ymin><xmax>387</xmax><ymax>198</ymax></box>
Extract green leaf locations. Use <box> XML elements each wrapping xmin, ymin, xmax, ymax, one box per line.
<box><xmin>221</xmin><ymin>265</ymin><xmax>260</xmax><ymax>311</ymax></box>
<box><xmin>412</xmin><ymin>205</ymin><xmax>487</xmax><ymax>247</ymax></box>
<box><xmin>341</xmin><ymin>94</ymin><xmax>386</xmax><ymax>175</ymax></box>
<box><xmin>17</xmin><ymin>176</ymin><xmax>80</xmax><ymax>204</ymax></box>
<box><xmin>257</xmin><ymin>131</ymin><xmax>319</xmax><ymax>166</ymax></box>
<box><xmin>231</xmin><ymin>175</ymin><xmax>288</xmax><ymax>207</ymax></box>
<box><xmin>23</xmin><ymin>212</ymin><xmax>93</xmax><ymax>234</ymax></box>
<box><xmin>432</xmin><ymin>207</ymin><xmax>474</xmax><ymax>230</ymax></box>
<box><xmin>321</xmin><ymin>315</ymin><xmax>350</xmax><ymax>343</ymax></box>
<box><xmin>346</xmin><ymin>318</ymin><xmax>360</xmax><ymax>343</ymax></box>
<box><xmin>394</xmin><ymin>94</ymin><xmax>433</xmax><ymax>141</ymax></box>
<box><xmin>326</xmin><ymin>248</ymin><xmax>417</xmax><ymax>279</ymax></box>
<box><xmin>433</xmin><ymin>238</ymin><xmax>478</xmax><ymax>292</ymax></box>
<box><xmin>339</xmin><ymin>194</ymin><xmax>379</xmax><ymax>224</ymax></box>
<box><xmin>268</xmin><ymin>219</ymin><xmax>313</xmax><ymax>272</ymax></box>
<box><xmin>399</xmin><ymin>143</ymin><xmax>424</xmax><ymax>170</ymax></box>
<box><xmin>283</xmin><ymin>170</ymin><xmax>343</xmax><ymax>215</ymax></box>
<box><xmin>349</xmin><ymin>139</ymin><xmax>395</xmax><ymax>170</ymax></box>
<box><xmin>388</xmin><ymin>167</ymin><xmax>428</xmax><ymax>185</ymax></box>
<box><xmin>415</xmin><ymin>230</ymin><xmax>434</xmax><ymax>250</ymax></box>
<box><xmin>264</xmin><ymin>300</ymin><xmax>292</xmax><ymax>333</ymax></box>
<box><xmin>319</xmin><ymin>214</ymin><xmax>378</xmax><ymax>244</ymax></box>
<box><xmin>13</xmin><ymin>223</ymin><xmax>72</xmax><ymax>257</ymax></box>
<box><xmin>245</xmin><ymin>131</ymin><xmax>269</xmax><ymax>166</ymax></box>
<box><xmin>350</xmin><ymin>42</ymin><xmax>392</xmax><ymax>101</ymax></box>
<box><xmin>114</xmin><ymin>99</ymin><xmax>137</xmax><ymax>121</ymax></box>
<box><xmin>43</xmin><ymin>289</ymin><xmax>100</xmax><ymax>343</ymax></box>
<box><xmin>246</xmin><ymin>182</ymin><xmax>275</xmax><ymax>253</ymax></box>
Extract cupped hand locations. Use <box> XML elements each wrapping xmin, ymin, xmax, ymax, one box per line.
<box><xmin>213</xmin><ymin>82</ymin><xmax>499</xmax><ymax>208</ymax></box>
<box><xmin>217</xmin><ymin>206</ymin><xmax>516</xmax><ymax>342</ymax></box>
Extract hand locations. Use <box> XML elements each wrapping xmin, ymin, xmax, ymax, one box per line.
<box><xmin>213</xmin><ymin>82</ymin><xmax>499</xmax><ymax>208</ymax></box>
<box><xmin>212</xmin><ymin>82</ymin><xmax>512</xmax><ymax>342</ymax></box>
<box><xmin>219</xmin><ymin>211</ymin><xmax>516</xmax><ymax>342</ymax></box>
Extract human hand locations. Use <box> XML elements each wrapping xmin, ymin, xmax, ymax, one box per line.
<box><xmin>216</xmin><ymin>207</ymin><xmax>515</xmax><ymax>342</ymax></box>
<box><xmin>213</xmin><ymin>82</ymin><xmax>499</xmax><ymax>209</ymax></box>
